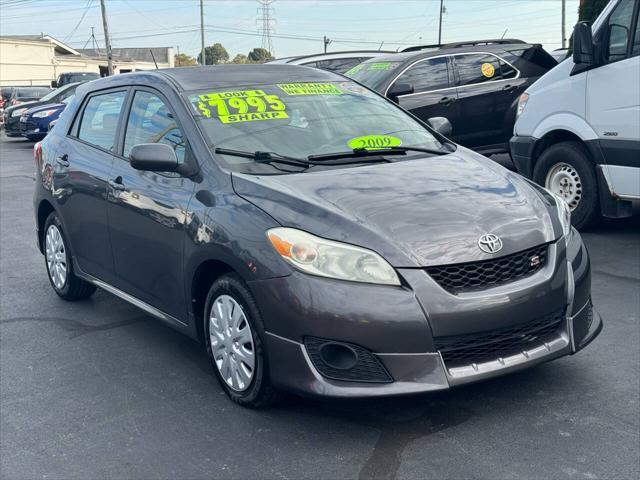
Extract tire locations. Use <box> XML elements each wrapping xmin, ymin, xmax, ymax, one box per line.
<box><xmin>204</xmin><ymin>274</ymin><xmax>281</xmax><ymax>408</ymax></box>
<box><xmin>533</xmin><ymin>141</ymin><xmax>600</xmax><ymax>230</ymax></box>
<box><xmin>43</xmin><ymin>212</ymin><xmax>96</xmax><ymax>301</ymax></box>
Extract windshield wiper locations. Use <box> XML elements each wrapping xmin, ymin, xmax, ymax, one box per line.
<box><xmin>307</xmin><ymin>146</ymin><xmax>449</xmax><ymax>162</ymax></box>
<box><xmin>215</xmin><ymin>147</ymin><xmax>311</xmax><ymax>168</ymax></box>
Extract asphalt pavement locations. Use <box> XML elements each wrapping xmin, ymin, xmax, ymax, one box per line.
<box><xmin>1</xmin><ymin>134</ymin><xmax>638</xmax><ymax>480</ymax></box>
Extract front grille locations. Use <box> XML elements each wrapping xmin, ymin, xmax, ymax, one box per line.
<box><xmin>426</xmin><ymin>244</ymin><xmax>548</xmax><ymax>294</ymax></box>
<box><xmin>434</xmin><ymin>309</ymin><xmax>565</xmax><ymax>366</ymax></box>
<box><xmin>304</xmin><ymin>337</ymin><xmax>393</xmax><ymax>383</ymax></box>
<box><xmin>19</xmin><ymin>120</ymin><xmax>36</xmax><ymax>132</ymax></box>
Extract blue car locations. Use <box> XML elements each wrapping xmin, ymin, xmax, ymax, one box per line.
<box><xmin>19</xmin><ymin>96</ymin><xmax>72</xmax><ymax>141</ymax></box>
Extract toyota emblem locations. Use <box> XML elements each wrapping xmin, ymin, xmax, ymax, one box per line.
<box><xmin>478</xmin><ymin>234</ymin><xmax>503</xmax><ymax>254</ymax></box>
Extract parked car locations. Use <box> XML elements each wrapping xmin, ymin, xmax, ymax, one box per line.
<box><xmin>4</xmin><ymin>86</ymin><xmax>51</xmax><ymax>107</ymax></box>
<box><xmin>34</xmin><ymin>65</ymin><xmax>600</xmax><ymax>407</ymax></box>
<box><xmin>346</xmin><ymin>39</ymin><xmax>558</xmax><ymax>155</ymax></box>
<box><xmin>268</xmin><ymin>50</ymin><xmax>395</xmax><ymax>73</ymax></box>
<box><xmin>3</xmin><ymin>83</ymin><xmax>79</xmax><ymax>137</ymax></box>
<box><xmin>19</xmin><ymin>95</ymin><xmax>73</xmax><ymax>141</ymax></box>
<box><xmin>511</xmin><ymin>0</ymin><xmax>639</xmax><ymax>230</ymax></box>
<box><xmin>51</xmin><ymin>71</ymin><xmax>100</xmax><ymax>88</ymax></box>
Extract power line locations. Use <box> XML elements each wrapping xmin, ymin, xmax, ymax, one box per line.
<box><xmin>63</xmin><ymin>0</ymin><xmax>93</xmax><ymax>43</ymax></box>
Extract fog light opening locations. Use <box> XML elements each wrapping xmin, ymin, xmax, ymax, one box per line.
<box><xmin>318</xmin><ymin>342</ymin><xmax>358</xmax><ymax>370</ymax></box>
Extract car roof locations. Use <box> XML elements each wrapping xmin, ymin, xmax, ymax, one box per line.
<box><xmin>270</xmin><ymin>50</ymin><xmax>395</xmax><ymax>64</ymax></box>
<box><xmin>361</xmin><ymin>42</ymin><xmax>536</xmax><ymax>64</ymax></box>
<box><xmin>76</xmin><ymin>64</ymin><xmax>346</xmax><ymax>94</ymax></box>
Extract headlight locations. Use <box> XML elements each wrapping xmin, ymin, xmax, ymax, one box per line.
<box><xmin>516</xmin><ymin>93</ymin><xmax>529</xmax><ymax>118</ymax></box>
<box><xmin>11</xmin><ymin>108</ymin><xmax>26</xmax><ymax>117</ymax></box>
<box><xmin>32</xmin><ymin>109</ymin><xmax>57</xmax><ymax>118</ymax></box>
<box><xmin>548</xmin><ymin>191</ymin><xmax>571</xmax><ymax>237</ymax></box>
<box><xmin>267</xmin><ymin>227</ymin><xmax>401</xmax><ymax>286</ymax></box>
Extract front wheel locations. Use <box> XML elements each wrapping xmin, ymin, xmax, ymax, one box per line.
<box><xmin>533</xmin><ymin>141</ymin><xmax>600</xmax><ymax>230</ymax></box>
<box><xmin>204</xmin><ymin>274</ymin><xmax>281</xmax><ymax>407</ymax></box>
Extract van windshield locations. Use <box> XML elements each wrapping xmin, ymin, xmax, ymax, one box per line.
<box><xmin>186</xmin><ymin>81</ymin><xmax>445</xmax><ymax>173</ymax></box>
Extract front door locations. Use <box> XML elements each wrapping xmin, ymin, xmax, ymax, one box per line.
<box><xmin>107</xmin><ymin>88</ymin><xmax>196</xmax><ymax>320</ymax></box>
<box><xmin>52</xmin><ymin>89</ymin><xmax>128</xmax><ymax>282</ymax></box>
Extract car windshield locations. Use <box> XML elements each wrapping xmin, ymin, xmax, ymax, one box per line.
<box><xmin>344</xmin><ymin>61</ymin><xmax>403</xmax><ymax>89</ymax></box>
<box><xmin>16</xmin><ymin>87</ymin><xmax>51</xmax><ymax>99</ymax></box>
<box><xmin>40</xmin><ymin>84</ymin><xmax>74</xmax><ymax>102</ymax></box>
<box><xmin>186</xmin><ymin>80</ymin><xmax>446</xmax><ymax>173</ymax></box>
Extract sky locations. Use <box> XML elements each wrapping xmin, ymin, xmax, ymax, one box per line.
<box><xmin>0</xmin><ymin>0</ymin><xmax>579</xmax><ymax>59</ymax></box>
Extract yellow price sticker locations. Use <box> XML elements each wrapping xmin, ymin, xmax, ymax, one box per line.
<box><xmin>481</xmin><ymin>62</ymin><xmax>495</xmax><ymax>78</ymax></box>
<box><xmin>277</xmin><ymin>83</ymin><xmax>342</xmax><ymax>95</ymax></box>
<box><xmin>192</xmin><ymin>89</ymin><xmax>288</xmax><ymax>123</ymax></box>
<box><xmin>347</xmin><ymin>135</ymin><xmax>402</xmax><ymax>150</ymax></box>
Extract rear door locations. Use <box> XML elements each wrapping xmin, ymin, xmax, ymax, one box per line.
<box><xmin>107</xmin><ymin>88</ymin><xmax>197</xmax><ymax>319</ymax></box>
<box><xmin>390</xmin><ymin>56</ymin><xmax>458</xmax><ymax>131</ymax></box>
<box><xmin>451</xmin><ymin>53</ymin><xmax>521</xmax><ymax>150</ymax></box>
<box><xmin>53</xmin><ymin>88</ymin><xmax>128</xmax><ymax>282</ymax></box>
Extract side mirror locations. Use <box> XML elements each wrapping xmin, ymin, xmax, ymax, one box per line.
<box><xmin>50</xmin><ymin>80</ymin><xmax>58</xmax><ymax>88</ymax></box>
<box><xmin>428</xmin><ymin>116</ymin><xmax>452</xmax><ymax>137</ymax></box>
<box><xmin>130</xmin><ymin>143</ymin><xmax>179</xmax><ymax>172</ymax></box>
<box><xmin>387</xmin><ymin>82</ymin><xmax>414</xmax><ymax>103</ymax></box>
<box><xmin>572</xmin><ymin>21</ymin><xmax>594</xmax><ymax>65</ymax></box>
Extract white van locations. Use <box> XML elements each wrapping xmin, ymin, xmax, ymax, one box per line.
<box><xmin>510</xmin><ymin>0</ymin><xmax>639</xmax><ymax>229</ymax></box>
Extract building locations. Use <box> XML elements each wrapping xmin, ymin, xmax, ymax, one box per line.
<box><xmin>0</xmin><ymin>35</ymin><xmax>174</xmax><ymax>86</ymax></box>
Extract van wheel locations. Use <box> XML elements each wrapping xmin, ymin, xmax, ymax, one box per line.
<box><xmin>533</xmin><ymin>141</ymin><xmax>600</xmax><ymax>230</ymax></box>
<box><xmin>43</xmin><ymin>212</ymin><xmax>97</xmax><ymax>300</ymax></box>
<box><xmin>204</xmin><ymin>274</ymin><xmax>281</xmax><ymax>408</ymax></box>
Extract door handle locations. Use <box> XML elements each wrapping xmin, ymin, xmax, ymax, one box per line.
<box><xmin>56</xmin><ymin>154</ymin><xmax>69</xmax><ymax>167</ymax></box>
<box><xmin>502</xmin><ymin>84</ymin><xmax>517</xmax><ymax>93</ymax></box>
<box><xmin>438</xmin><ymin>96</ymin><xmax>456</xmax><ymax>106</ymax></box>
<box><xmin>109</xmin><ymin>176</ymin><xmax>125</xmax><ymax>191</ymax></box>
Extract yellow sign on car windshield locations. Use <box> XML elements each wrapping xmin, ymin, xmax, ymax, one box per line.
<box><xmin>192</xmin><ymin>89</ymin><xmax>288</xmax><ymax>124</ymax></box>
<box><xmin>277</xmin><ymin>83</ymin><xmax>342</xmax><ymax>95</ymax></box>
<box><xmin>347</xmin><ymin>135</ymin><xmax>402</xmax><ymax>150</ymax></box>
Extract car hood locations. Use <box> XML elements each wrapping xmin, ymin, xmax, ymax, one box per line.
<box><xmin>5</xmin><ymin>100</ymin><xmax>43</xmax><ymax>114</ymax></box>
<box><xmin>25</xmin><ymin>102</ymin><xmax>64</xmax><ymax>115</ymax></box>
<box><xmin>231</xmin><ymin>148</ymin><xmax>560</xmax><ymax>267</ymax></box>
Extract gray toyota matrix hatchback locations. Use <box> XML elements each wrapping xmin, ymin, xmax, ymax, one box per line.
<box><xmin>33</xmin><ymin>65</ymin><xmax>601</xmax><ymax>407</ymax></box>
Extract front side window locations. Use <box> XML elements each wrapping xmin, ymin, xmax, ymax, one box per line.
<box><xmin>186</xmin><ymin>81</ymin><xmax>447</xmax><ymax>174</ymax></box>
<box><xmin>76</xmin><ymin>90</ymin><xmax>126</xmax><ymax>151</ymax></box>
<box><xmin>454</xmin><ymin>54</ymin><xmax>504</xmax><ymax>86</ymax></box>
<box><xmin>123</xmin><ymin>90</ymin><xmax>186</xmax><ymax>162</ymax></box>
<box><xmin>632</xmin><ymin>7</ymin><xmax>640</xmax><ymax>56</ymax></box>
<box><xmin>392</xmin><ymin>57</ymin><xmax>450</xmax><ymax>93</ymax></box>
<box><xmin>606</xmin><ymin>0</ymin><xmax>635</xmax><ymax>61</ymax></box>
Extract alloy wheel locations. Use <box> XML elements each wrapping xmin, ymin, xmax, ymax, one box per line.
<box><xmin>45</xmin><ymin>224</ymin><xmax>67</xmax><ymax>290</ymax></box>
<box><xmin>209</xmin><ymin>294</ymin><xmax>255</xmax><ymax>392</ymax></box>
<box><xmin>545</xmin><ymin>162</ymin><xmax>582</xmax><ymax>211</ymax></box>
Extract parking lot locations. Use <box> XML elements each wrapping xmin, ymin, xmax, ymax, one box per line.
<box><xmin>0</xmin><ymin>133</ymin><xmax>638</xmax><ymax>479</ymax></box>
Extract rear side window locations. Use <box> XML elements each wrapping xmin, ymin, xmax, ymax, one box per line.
<box><xmin>454</xmin><ymin>54</ymin><xmax>508</xmax><ymax>85</ymax></box>
<box><xmin>123</xmin><ymin>90</ymin><xmax>186</xmax><ymax>163</ymax></box>
<box><xmin>393</xmin><ymin>57</ymin><xmax>450</xmax><ymax>93</ymax></box>
<box><xmin>76</xmin><ymin>90</ymin><xmax>126</xmax><ymax>151</ymax></box>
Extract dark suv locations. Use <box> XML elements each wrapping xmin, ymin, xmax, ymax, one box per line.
<box><xmin>346</xmin><ymin>40</ymin><xmax>558</xmax><ymax>155</ymax></box>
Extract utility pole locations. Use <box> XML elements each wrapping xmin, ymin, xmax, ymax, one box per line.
<box><xmin>200</xmin><ymin>0</ymin><xmax>205</xmax><ymax>65</ymax></box>
<box><xmin>99</xmin><ymin>0</ymin><xmax>114</xmax><ymax>75</ymax></box>
<box><xmin>561</xmin><ymin>0</ymin><xmax>566</xmax><ymax>48</ymax></box>
<box><xmin>437</xmin><ymin>0</ymin><xmax>444</xmax><ymax>45</ymax></box>
<box><xmin>323</xmin><ymin>35</ymin><xmax>332</xmax><ymax>54</ymax></box>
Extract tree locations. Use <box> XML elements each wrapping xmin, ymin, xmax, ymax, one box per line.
<box><xmin>578</xmin><ymin>0</ymin><xmax>609</xmax><ymax>21</ymax></box>
<box><xmin>197</xmin><ymin>43</ymin><xmax>229</xmax><ymax>65</ymax></box>
<box><xmin>174</xmin><ymin>53</ymin><xmax>196</xmax><ymax>67</ymax></box>
<box><xmin>247</xmin><ymin>48</ymin><xmax>273</xmax><ymax>63</ymax></box>
<box><xmin>231</xmin><ymin>53</ymin><xmax>249</xmax><ymax>64</ymax></box>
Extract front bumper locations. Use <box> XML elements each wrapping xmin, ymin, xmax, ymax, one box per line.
<box><xmin>4</xmin><ymin>116</ymin><xmax>22</xmax><ymax>136</ymax></box>
<box><xmin>250</xmin><ymin>230</ymin><xmax>601</xmax><ymax>398</ymax></box>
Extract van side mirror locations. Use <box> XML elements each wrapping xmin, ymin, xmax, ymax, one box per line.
<box><xmin>572</xmin><ymin>21</ymin><xmax>594</xmax><ymax>65</ymax></box>
<box><xmin>50</xmin><ymin>80</ymin><xmax>58</xmax><ymax>88</ymax></box>
<box><xmin>130</xmin><ymin>143</ymin><xmax>179</xmax><ymax>172</ymax></box>
<box><xmin>428</xmin><ymin>117</ymin><xmax>452</xmax><ymax>137</ymax></box>
<box><xmin>387</xmin><ymin>82</ymin><xmax>414</xmax><ymax>103</ymax></box>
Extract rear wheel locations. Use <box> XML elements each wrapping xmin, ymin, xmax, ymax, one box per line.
<box><xmin>533</xmin><ymin>141</ymin><xmax>600</xmax><ymax>230</ymax></box>
<box><xmin>204</xmin><ymin>274</ymin><xmax>281</xmax><ymax>407</ymax></box>
<box><xmin>43</xmin><ymin>212</ymin><xmax>96</xmax><ymax>300</ymax></box>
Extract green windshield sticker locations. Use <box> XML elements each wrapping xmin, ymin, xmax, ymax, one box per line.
<box><xmin>368</xmin><ymin>62</ymin><xmax>393</xmax><ymax>71</ymax></box>
<box><xmin>344</xmin><ymin>64</ymin><xmax>364</xmax><ymax>76</ymax></box>
<box><xmin>191</xmin><ymin>89</ymin><xmax>288</xmax><ymax>124</ymax></box>
<box><xmin>277</xmin><ymin>83</ymin><xmax>342</xmax><ymax>95</ymax></box>
<box><xmin>347</xmin><ymin>135</ymin><xmax>402</xmax><ymax>150</ymax></box>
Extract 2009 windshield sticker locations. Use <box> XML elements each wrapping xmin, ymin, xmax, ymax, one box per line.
<box><xmin>277</xmin><ymin>83</ymin><xmax>342</xmax><ymax>95</ymax></box>
<box><xmin>191</xmin><ymin>89</ymin><xmax>288</xmax><ymax>123</ymax></box>
<box><xmin>481</xmin><ymin>62</ymin><xmax>495</xmax><ymax>78</ymax></box>
<box><xmin>368</xmin><ymin>62</ymin><xmax>395</xmax><ymax>71</ymax></box>
<box><xmin>347</xmin><ymin>135</ymin><xmax>402</xmax><ymax>150</ymax></box>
